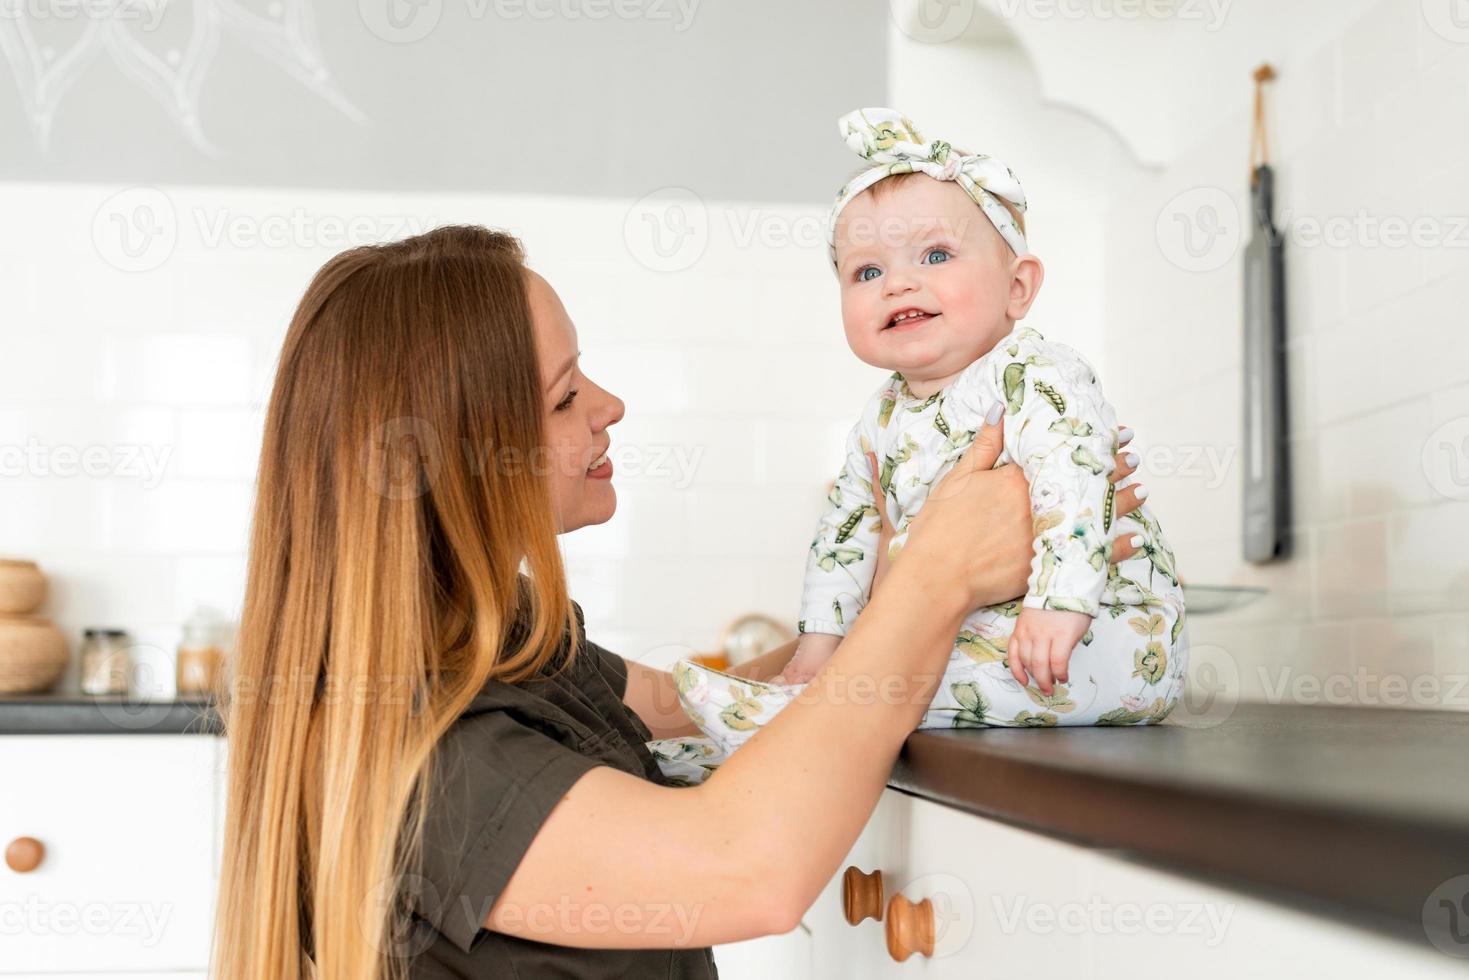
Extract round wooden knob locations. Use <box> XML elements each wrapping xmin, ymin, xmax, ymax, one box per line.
<box><xmin>885</xmin><ymin>893</ymin><xmax>934</xmax><ymax>961</ymax></box>
<box><xmin>5</xmin><ymin>837</ymin><xmax>44</xmax><ymax>874</ymax></box>
<box><xmin>842</xmin><ymin>866</ymin><xmax>884</xmax><ymax>925</ymax></box>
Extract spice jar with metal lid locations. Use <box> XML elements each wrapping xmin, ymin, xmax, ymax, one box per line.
<box><xmin>80</xmin><ymin>629</ymin><xmax>132</xmax><ymax>695</ymax></box>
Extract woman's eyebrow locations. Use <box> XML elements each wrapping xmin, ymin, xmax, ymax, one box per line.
<box><xmin>546</xmin><ymin>350</ymin><xmax>581</xmax><ymax>391</ymax></box>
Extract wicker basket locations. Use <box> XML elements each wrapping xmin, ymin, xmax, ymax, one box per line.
<box><xmin>0</xmin><ymin>615</ymin><xmax>68</xmax><ymax>694</ymax></box>
<box><xmin>0</xmin><ymin>560</ymin><xmax>47</xmax><ymax>615</ymax></box>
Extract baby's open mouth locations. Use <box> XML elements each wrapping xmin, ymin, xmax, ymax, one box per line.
<box><xmin>885</xmin><ymin>308</ymin><xmax>938</xmax><ymax>330</ymax></box>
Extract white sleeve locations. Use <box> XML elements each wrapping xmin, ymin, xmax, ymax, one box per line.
<box><xmin>796</xmin><ymin>420</ymin><xmax>882</xmax><ymax>636</ymax></box>
<box><xmin>997</xmin><ymin>341</ymin><xmax>1118</xmax><ymax>617</ymax></box>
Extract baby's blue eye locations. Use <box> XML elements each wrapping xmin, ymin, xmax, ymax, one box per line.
<box><xmin>925</xmin><ymin>249</ymin><xmax>951</xmax><ymax>264</ymax></box>
<box><xmin>857</xmin><ymin>266</ymin><xmax>881</xmax><ymax>282</ymax></box>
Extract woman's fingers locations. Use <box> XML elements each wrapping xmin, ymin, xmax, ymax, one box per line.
<box><xmin>1112</xmin><ymin>482</ymin><xmax>1148</xmax><ymax>521</ymax></box>
<box><xmin>866</xmin><ymin>450</ymin><xmax>893</xmax><ymax>593</ymax></box>
<box><xmin>932</xmin><ymin>405</ymin><xmax>1006</xmax><ymax>502</ymax></box>
<box><xmin>1111</xmin><ymin>532</ymin><xmax>1144</xmax><ymax>564</ymax></box>
<box><xmin>1117</xmin><ymin>424</ymin><xmax>1134</xmax><ymax>450</ymax></box>
<box><xmin>1112</xmin><ymin>448</ymin><xmax>1140</xmax><ymax>483</ymax></box>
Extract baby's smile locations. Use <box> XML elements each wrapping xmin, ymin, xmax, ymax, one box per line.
<box><xmin>884</xmin><ymin>307</ymin><xmax>940</xmax><ymax>331</ymax></box>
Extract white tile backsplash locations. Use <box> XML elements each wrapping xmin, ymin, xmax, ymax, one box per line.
<box><xmin>1105</xmin><ymin>0</ymin><xmax>1469</xmax><ymax>710</ymax></box>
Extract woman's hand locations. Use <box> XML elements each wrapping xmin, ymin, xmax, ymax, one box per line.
<box><xmin>867</xmin><ymin>415</ymin><xmax>1146</xmax><ymax>607</ymax></box>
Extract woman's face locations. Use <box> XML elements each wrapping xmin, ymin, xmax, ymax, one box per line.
<box><xmin>526</xmin><ymin>269</ymin><xmax>625</xmax><ymax>533</ymax></box>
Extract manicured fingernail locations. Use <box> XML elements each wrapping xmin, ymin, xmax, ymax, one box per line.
<box><xmin>985</xmin><ymin>402</ymin><xmax>1004</xmax><ymax>425</ymax></box>
<box><xmin>1119</xmin><ymin>426</ymin><xmax>1134</xmax><ymax>442</ymax></box>
<box><xmin>1129</xmin><ymin>534</ymin><xmax>1144</xmax><ymax>548</ymax></box>
<box><xmin>1125</xmin><ymin>452</ymin><xmax>1139</xmax><ymax>467</ymax></box>
<box><xmin>1134</xmin><ymin>485</ymin><xmax>1149</xmax><ymax>500</ymax></box>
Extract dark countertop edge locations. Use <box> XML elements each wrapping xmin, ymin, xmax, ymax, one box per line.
<box><xmin>0</xmin><ymin>697</ymin><xmax>223</xmax><ymax>735</ymax></box>
<box><xmin>888</xmin><ymin>731</ymin><xmax>1468</xmax><ymax>954</ymax></box>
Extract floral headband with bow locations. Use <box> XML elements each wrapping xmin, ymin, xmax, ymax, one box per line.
<box><xmin>827</xmin><ymin>107</ymin><xmax>1029</xmax><ymax>262</ymax></box>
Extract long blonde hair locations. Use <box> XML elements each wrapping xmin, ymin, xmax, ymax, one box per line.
<box><xmin>212</xmin><ymin>225</ymin><xmax>579</xmax><ymax>980</ymax></box>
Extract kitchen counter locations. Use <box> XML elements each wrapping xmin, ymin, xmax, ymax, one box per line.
<box><xmin>890</xmin><ymin>702</ymin><xmax>1469</xmax><ymax>948</ymax></box>
<box><xmin>0</xmin><ymin>692</ymin><xmax>221</xmax><ymax>735</ymax></box>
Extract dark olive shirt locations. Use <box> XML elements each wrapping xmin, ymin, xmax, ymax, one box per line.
<box><xmin>407</xmin><ymin>602</ymin><xmax>720</xmax><ymax>978</ymax></box>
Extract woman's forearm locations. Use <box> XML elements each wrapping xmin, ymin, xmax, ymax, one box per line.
<box><xmin>696</xmin><ymin>556</ymin><xmax>970</xmax><ymax>922</ymax></box>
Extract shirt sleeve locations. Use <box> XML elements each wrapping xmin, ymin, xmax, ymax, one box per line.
<box><xmin>995</xmin><ymin>337</ymin><xmax>1119</xmax><ymax>616</ymax></box>
<box><xmin>796</xmin><ymin>418</ymin><xmax>882</xmax><ymax>636</ymax></box>
<box><xmin>411</xmin><ymin>706</ymin><xmax>610</xmax><ymax>953</ymax></box>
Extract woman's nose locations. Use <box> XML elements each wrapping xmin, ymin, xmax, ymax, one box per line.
<box><xmin>598</xmin><ymin>386</ymin><xmax>625</xmax><ymax>430</ymax></box>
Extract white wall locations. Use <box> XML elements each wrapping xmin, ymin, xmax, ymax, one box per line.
<box><xmin>0</xmin><ymin>182</ymin><xmax>885</xmax><ymax>688</ymax></box>
<box><xmin>1099</xmin><ymin>0</ymin><xmax>1469</xmax><ymax>710</ymax></box>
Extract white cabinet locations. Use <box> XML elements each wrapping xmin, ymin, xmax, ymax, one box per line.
<box><xmin>0</xmin><ymin>736</ymin><xmax>223</xmax><ymax>976</ymax></box>
<box><xmin>794</xmin><ymin>789</ymin><xmax>1467</xmax><ymax>980</ymax></box>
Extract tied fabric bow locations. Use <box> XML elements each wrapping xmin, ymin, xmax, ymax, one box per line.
<box><xmin>828</xmin><ymin>107</ymin><xmax>1029</xmax><ymax>261</ymax></box>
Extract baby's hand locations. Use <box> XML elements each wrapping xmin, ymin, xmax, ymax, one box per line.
<box><xmin>1008</xmin><ymin>607</ymin><xmax>1091</xmax><ymax>696</ymax></box>
<box><xmin>769</xmin><ymin>633</ymin><xmax>840</xmax><ymax>687</ymax></box>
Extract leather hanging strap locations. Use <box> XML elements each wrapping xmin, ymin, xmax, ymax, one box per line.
<box><xmin>1250</xmin><ymin>63</ymin><xmax>1276</xmax><ymax>184</ymax></box>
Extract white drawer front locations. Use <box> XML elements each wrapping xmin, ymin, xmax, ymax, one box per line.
<box><xmin>894</xmin><ymin>795</ymin><xmax>1465</xmax><ymax>980</ymax></box>
<box><xmin>0</xmin><ymin>736</ymin><xmax>221</xmax><ymax>974</ymax></box>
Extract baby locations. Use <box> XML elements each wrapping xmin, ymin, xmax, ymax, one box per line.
<box><xmin>764</xmin><ymin>108</ymin><xmax>1189</xmax><ymax>728</ymax></box>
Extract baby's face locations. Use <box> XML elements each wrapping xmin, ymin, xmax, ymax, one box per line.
<box><xmin>834</xmin><ymin>177</ymin><xmax>1021</xmax><ymax>391</ymax></box>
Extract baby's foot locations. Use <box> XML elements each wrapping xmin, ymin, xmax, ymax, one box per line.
<box><xmin>769</xmin><ymin>665</ymin><xmax>815</xmax><ymax>687</ymax></box>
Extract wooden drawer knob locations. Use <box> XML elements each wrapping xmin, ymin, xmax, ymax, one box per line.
<box><xmin>842</xmin><ymin>866</ymin><xmax>884</xmax><ymax>925</ymax></box>
<box><xmin>885</xmin><ymin>893</ymin><xmax>934</xmax><ymax>961</ymax></box>
<box><xmin>5</xmin><ymin>837</ymin><xmax>44</xmax><ymax>873</ymax></box>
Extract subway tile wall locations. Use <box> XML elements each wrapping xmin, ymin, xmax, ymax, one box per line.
<box><xmin>0</xmin><ymin>183</ymin><xmax>892</xmax><ymax>689</ymax></box>
<box><xmin>1103</xmin><ymin>0</ymin><xmax>1469</xmax><ymax>712</ymax></box>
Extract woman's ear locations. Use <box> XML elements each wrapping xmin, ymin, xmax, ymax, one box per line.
<box><xmin>1006</xmin><ymin>253</ymin><xmax>1045</xmax><ymax>320</ymax></box>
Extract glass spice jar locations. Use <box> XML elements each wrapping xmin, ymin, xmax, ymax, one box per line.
<box><xmin>80</xmin><ymin>628</ymin><xmax>132</xmax><ymax>695</ymax></box>
<box><xmin>176</xmin><ymin>608</ymin><xmax>225</xmax><ymax>697</ymax></box>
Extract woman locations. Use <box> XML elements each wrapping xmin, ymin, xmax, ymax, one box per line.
<box><xmin>211</xmin><ymin>225</ymin><xmax>1149</xmax><ymax>979</ymax></box>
